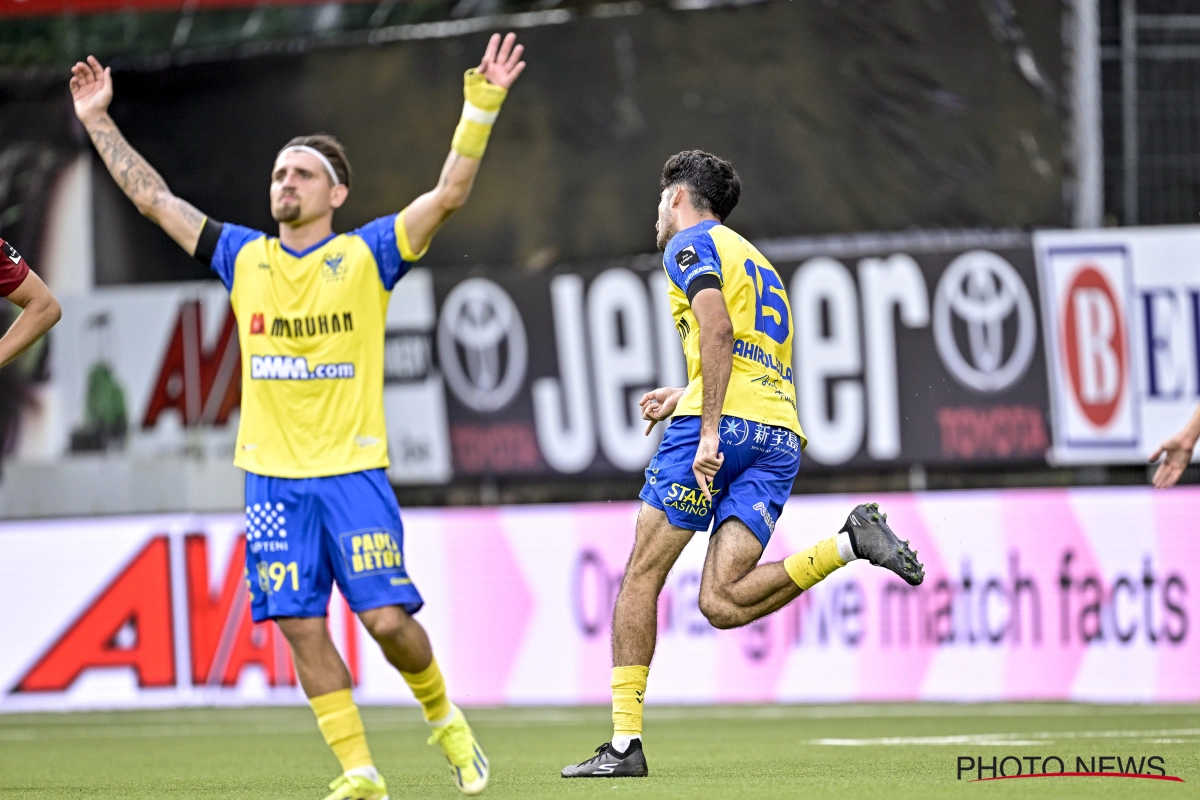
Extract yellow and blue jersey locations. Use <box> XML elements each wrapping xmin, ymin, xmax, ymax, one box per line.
<box><xmin>661</xmin><ymin>220</ymin><xmax>805</xmax><ymax>446</ymax></box>
<box><xmin>208</xmin><ymin>210</ymin><xmax>426</xmax><ymax>478</ymax></box>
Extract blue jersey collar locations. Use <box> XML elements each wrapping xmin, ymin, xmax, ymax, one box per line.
<box><xmin>279</xmin><ymin>232</ymin><xmax>338</xmax><ymax>258</ymax></box>
<box><xmin>673</xmin><ymin>219</ymin><xmax>719</xmax><ymax>241</ymax></box>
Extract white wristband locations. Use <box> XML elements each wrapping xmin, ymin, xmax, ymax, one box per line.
<box><xmin>461</xmin><ymin>101</ymin><xmax>499</xmax><ymax>126</ymax></box>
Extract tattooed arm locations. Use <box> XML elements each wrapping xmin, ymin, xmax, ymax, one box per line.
<box><xmin>70</xmin><ymin>56</ymin><xmax>206</xmax><ymax>256</ymax></box>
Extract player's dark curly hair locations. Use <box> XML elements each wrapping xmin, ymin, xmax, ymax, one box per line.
<box><xmin>281</xmin><ymin>133</ymin><xmax>353</xmax><ymax>189</ymax></box>
<box><xmin>660</xmin><ymin>150</ymin><xmax>741</xmax><ymax>222</ymax></box>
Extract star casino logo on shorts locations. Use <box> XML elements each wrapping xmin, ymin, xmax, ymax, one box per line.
<box><xmin>664</xmin><ymin>483</ymin><xmax>721</xmax><ymax>517</ymax></box>
<box><xmin>339</xmin><ymin>530</ymin><xmax>404</xmax><ymax>576</ymax></box>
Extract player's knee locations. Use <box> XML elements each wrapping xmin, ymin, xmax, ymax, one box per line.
<box><xmin>698</xmin><ymin>590</ymin><xmax>740</xmax><ymax>630</ymax></box>
<box><xmin>359</xmin><ymin>607</ymin><xmax>411</xmax><ymax>643</ymax></box>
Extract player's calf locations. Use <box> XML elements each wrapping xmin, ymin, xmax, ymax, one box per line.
<box><xmin>696</xmin><ymin>519</ymin><xmax>801</xmax><ymax>629</ymax></box>
<box><xmin>359</xmin><ymin>605</ymin><xmax>433</xmax><ymax>674</ymax></box>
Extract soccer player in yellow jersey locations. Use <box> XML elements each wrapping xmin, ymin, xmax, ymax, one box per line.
<box><xmin>70</xmin><ymin>34</ymin><xmax>526</xmax><ymax>799</ymax></box>
<box><xmin>562</xmin><ymin>151</ymin><xmax>926</xmax><ymax>778</ymax></box>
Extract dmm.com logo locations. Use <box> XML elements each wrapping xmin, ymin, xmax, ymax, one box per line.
<box><xmin>957</xmin><ymin>755</ymin><xmax>1182</xmax><ymax>783</ymax></box>
<box><xmin>250</xmin><ymin>355</ymin><xmax>355</xmax><ymax>380</ymax></box>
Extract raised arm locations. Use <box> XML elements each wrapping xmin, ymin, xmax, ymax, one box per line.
<box><xmin>70</xmin><ymin>56</ymin><xmax>206</xmax><ymax>256</ymax></box>
<box><xmin>402</xmin><ymin>33</ymin><xmax>526</xmax><ymax>256</ymax></box>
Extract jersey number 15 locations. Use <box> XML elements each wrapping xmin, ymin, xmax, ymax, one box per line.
<box><xmin>744</xmin><ymin>259</ymin><xmax>790</xmax><ymax>344</ymax></box>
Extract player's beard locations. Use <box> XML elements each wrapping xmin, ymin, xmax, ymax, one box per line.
<box><xmin>656</xmin><ymin>210</ymin><xmax>675</xmax><ymax>251</ymax></box>
<box><xmin>272</xmin><ymin>197</ymin><xmax>301</xmax><ymax>223</ymax></box>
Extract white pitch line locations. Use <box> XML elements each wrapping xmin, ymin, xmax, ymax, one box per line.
<box><xmin>813</xmin><ymin>737</ymin><xmax>1046</xmax><ymax>747</ymax></box>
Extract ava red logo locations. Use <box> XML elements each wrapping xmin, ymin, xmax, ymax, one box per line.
<box><xmin>250</xmin><ymin>313</ymin><xmax>265</xmax><ymax>335</ymax></box>
<box><xmin>14</xmin><ymin>534</ymin><xmax>359</xmax><ymax>692</ymax></box>
<box><xmin>1062</xmin><ymin>266</ymin><xmax>1127</xmax><ymax>427</ymax></box>
<box><xmin>15</xmin><ymin>538</ymin><xmax>177</xmax><ymax>690</ymax></box>
<box><xmin>143</xmin><ymin>300</ymin><xmax>241</xmax><ymax>429</ymax></box>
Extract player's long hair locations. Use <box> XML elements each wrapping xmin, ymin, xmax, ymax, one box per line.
<box><xmin>661</xmin><ymin>150</ymin><xmax>741</xmax><ymax>222</ymax></box>
<box><xmin>281</xmin><ymin>134</ymin><xmax>352</xmax><ymax>190</ymax></box>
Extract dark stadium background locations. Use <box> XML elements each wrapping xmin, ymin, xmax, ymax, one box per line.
<box><xmin>6</xmin><ymin>0</ymin><xmax>1190</xmax><ymax>503</ymax></box>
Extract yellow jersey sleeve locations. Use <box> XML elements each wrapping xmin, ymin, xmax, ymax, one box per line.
<box><xmin>395</xmin><ymin>207</ymin><xmax>430</xmax><ymax>264</ymax></box>
<box><xmin>348</xmin><ymin>212</ymin><xmax>427</xmax><ymax>291</ymax></box>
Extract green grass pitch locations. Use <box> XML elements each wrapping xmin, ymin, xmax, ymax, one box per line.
<box><xmin>2</xmin><ymin>704</ymin><xmax>1198</xmax><ymax>798</ymax></box>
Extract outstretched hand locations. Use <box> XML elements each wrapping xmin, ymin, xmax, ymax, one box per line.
<box><xmin>478</xmin><ymin>32</ymin><xmax>526</xmax><ymax>89</ymax></box>
<box><xmin>1150</xmin><ymin>431</ymin><xmax>1196</xmax><ymax>489</ymax></box>
<box><xmin>69</xmin><ymin>55</ymin><xmax>113</xmax><ymax>124</ymax></box>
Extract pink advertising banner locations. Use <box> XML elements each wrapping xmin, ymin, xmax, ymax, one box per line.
<box><xmin>1</xmin><ymin>486</ymin><xmax>1196</xmax><ymax>711</ymax></box>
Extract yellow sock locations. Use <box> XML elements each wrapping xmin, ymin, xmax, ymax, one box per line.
<box><xmin>309</xmin><ymin>688</ymin><xmax>374</xmax><ymax>773</ymax></box>
<box><xmin>611</xmin><ymin>665</ymin><xmax>649</xmax><ymax>740</ymax></box>
<box><xmin>783</xmin><ymin>536</ymin><xmax>846</xmax><ymax>590</ymax></box>
<box><xmin>401</xmin><ymin>658</ymin><xmax>453</xmax><ymax>723</ymax></box>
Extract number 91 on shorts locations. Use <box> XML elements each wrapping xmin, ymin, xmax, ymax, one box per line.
<box><xmin>257</xmin><ymin>560</ymin><xmax>299</xmax><ymax>594</ymax></box>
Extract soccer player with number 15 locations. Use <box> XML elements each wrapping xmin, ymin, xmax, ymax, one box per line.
<box><xmin>562</xmin><ymin>151</ymin><xmax>927</xmax><ymax>778</ymax></box>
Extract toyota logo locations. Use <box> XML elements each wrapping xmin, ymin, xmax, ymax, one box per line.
<box><xmin>437</xmin><ymin>278</ymin><xmax>528</xmax><ymax>412</ymax></box>
<box><xmin>933</xmin><ymin>251</ymin><xmax>1036</xmax><ymax>393</ymax></box>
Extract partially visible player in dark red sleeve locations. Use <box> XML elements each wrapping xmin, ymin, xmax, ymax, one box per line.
<box><xmin>0</xmin><ymin>239</ymin><xmax>60</xmax><ymax>368</ymax></box>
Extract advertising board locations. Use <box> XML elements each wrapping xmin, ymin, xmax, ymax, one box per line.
<box><xmin>1035</xmin><ymin>227</ymin><xmax>1200</xmax><ymax>463</ymax></box>
<box><xmin>437</xmin><ymin>235</ymin><xmax>1051</xmax><ymax>476</ymax></box>
<box><xmin>3</xmin><ymin>486</ymin><xmax>1195</xmax><ymax>711</ymax></box>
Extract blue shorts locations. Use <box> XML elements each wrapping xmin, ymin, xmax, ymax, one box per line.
<box><xmin>244</xmin><ymin>468</ymin><xmax>423</xmax><ymax>623</ymax></box>
<box><xmin>639</xmin><ymin>415</ymin><xmax>801</xmax><ymax>549</ymax></box>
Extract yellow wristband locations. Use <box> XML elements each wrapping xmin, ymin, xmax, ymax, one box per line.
<box><xmin>451</xmin><ymin>68</ymin><xmax>507</xmax><ymax>159</ymax></box>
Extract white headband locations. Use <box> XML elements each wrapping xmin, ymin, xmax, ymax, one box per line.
<box><xmin>277</xmin><ymin>145</ymin><xmax>341</xmax><ymax>186</ymax></box>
